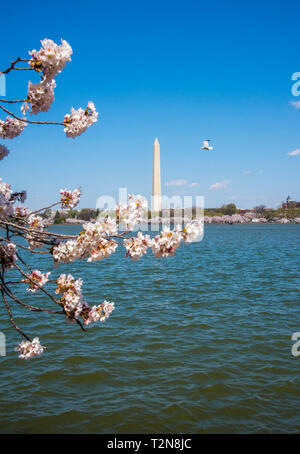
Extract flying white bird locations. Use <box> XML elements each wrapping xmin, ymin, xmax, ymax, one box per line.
<box><xmin>201</xmin><ymin>139</ymin><xmax>213</xmax><ymax>151</ymax></box>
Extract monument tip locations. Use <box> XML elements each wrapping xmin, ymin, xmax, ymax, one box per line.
<box><xmin>154</xmin><ymin>137</ymin><xmax>159</xmax><ymax>145</ymax></box>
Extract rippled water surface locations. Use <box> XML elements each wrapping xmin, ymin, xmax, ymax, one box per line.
<box><xmin>0</xmin><ymin>224</ymin><xmax>300</xmax><ymax>433</ymax></box>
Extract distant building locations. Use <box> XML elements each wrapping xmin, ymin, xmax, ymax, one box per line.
<box><xmin>282</xmin><ymin>196</ymin><xmax>300</xmax><ymax>209</ymax></box>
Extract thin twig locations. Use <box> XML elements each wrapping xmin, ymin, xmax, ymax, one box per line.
<box><xmin>10</xmin><ymin>258</ymin><xmax>62</xmax><ymax>307</ymax></box>
<box><xmin>0</xmin><ymin>99</ymin><xmax>27</xmax><ymax>104</ymax></box>
<box><xmin>28</xmin><ymin>202</ymin><xmax>60</xmax><ymax>217</ymax></box>
<box><xmin>0</xmin><ymin>104</ymin><xmax>64</xmax><ymax>126</ymax></box>
<box><xmin>0</xmin><ymin>235</ymin><xmax>48</xmax><ymax>253</ymax></box>
<box><xmin>1</xmin><ymin>278</ymin><xmax>63</xmax><ymax>315</ymax></box>
<box><xmin>1</xmin><ymin>289</ymin><xmax>31</xmax><ymax>341</ymax></box>
<box><xmin>1</xmin><ymin>57</ymin><xmax>30</xmax><ymax>75</ymax></box>
<box><xmin>0</xmin><ymin>219</ymin><xmax>77</xmax><ymax>239</ymax></box>
<box><xmin>75</xmin><ymin>318</ymin><xmax>87</xmax><ymax>332</ymax></box>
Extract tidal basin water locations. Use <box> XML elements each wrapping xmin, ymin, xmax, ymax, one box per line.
<box><xmin>0</xmin><ymin>224</ymin><xmax>300</xmax><ymax>433</ymax></box>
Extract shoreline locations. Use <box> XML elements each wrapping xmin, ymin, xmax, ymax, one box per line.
<box><xmin>48</xmin><ymin>220</ymin><xmax>300</xmax><ymax>227</ymax></box>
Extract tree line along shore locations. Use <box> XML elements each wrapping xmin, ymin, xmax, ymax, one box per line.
<box><xmin>40</xmin><ymin>203</ymin><xmax>300</xmax><ymax>225</ymax></box>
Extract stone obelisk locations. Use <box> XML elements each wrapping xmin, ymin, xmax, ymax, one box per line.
<box><xmin>152</xmin><ymin>138</ymin><xmax>161</xmax><ymax>213</ymax></box>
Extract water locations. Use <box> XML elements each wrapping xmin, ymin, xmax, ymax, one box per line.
<box><xmin>0</xmin><ymin>224</ymin><xmax>300</xmax><ymax>433</ymax></box>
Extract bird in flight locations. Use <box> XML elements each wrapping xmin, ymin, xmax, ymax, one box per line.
<box><xmin>201</xmin><ymin>139</ymin><xmax>213</xmax><ymax>151</ymax></box>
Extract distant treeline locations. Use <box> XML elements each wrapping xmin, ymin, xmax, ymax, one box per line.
<box><xmin>204</xmin><ymin>204</ymin><xmax>300</xmax><ymax>220</ymax></box>
<box><xmin>41</xmin><ymin>203</ymin><xmax>300</xmax><ymax>224</ymax></box>
<box><xmin>41</xmin><ymin>208</ymin><xmax>102</xmax><ymax>224</ymax></box>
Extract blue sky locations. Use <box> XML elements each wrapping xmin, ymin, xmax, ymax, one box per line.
<box><xmin>1</xmin><ymin>0</ymin><xmax>300</xmax><ymax>209</ymax></box>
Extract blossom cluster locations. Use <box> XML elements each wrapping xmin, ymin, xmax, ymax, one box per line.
<box><xmin>56</xmin><ymin>273</ymin><xmax>84</xmax><ymax>320</ymax></box>
<box><xmin>14</xmin><ymin>206</ymin><xmax>31</xmax><ymax>218</ymax></box>
<box><xmin>64</xmin><ymin>101</ymin><xmax>98</xmax><ymax>138</ymax></box>
<box><xmin>181</xmin><ymin>220</ymin><xmax>203</xmax><ymax>243</ymax></box>
<box><xmin>125</xmin><ymin>219</ymin><xmax>203</xmax><ymax>260</ymax></box>
<box><xmin>124</xmin><ymin>232</ymin><xmax>152</xmax><ymax>260</ymax></box>
<box><xmin>87</xmin><ymin>238</ymin><xmax>118</xmax><ymax>262</ymax></box>
<box><xmin>27</xmin><ymin>214</ymin><xmax>45</xmax><ymax>230</ymax></box>
<box><xmin>22</xmin><ymin>269</ymin><xmax>50</xmax><ymax>293</ymax></box>
<box><xmin>0</xmin><ymin>116</ymin><xmax>27</xmax><ymax>139</ymax></box>
<box><xmin>124</xmin><ymin>220</ymin><xmax>203</xmax><ymax>260</ymax></box>
<box><xmin>52</xmin><ymin>190</ymin><xmax>203</xmax><ymax>263</ymax></box>
<box><xmin>15</xmin><ymin>337</ymin><xmax>44</xmax><ymax>360</ymax></box>
<box><xmin>55</xmin><ymin>273</ymin><xmax>115</xmax><ymax>325</ymax></box>
<box><xmin>29</xmin><ymin>39</ymin><xmax>73</xmax><ymax>79</ymax></box>
<box><xmin>82</xmin><ymin>300</ymin><xmax>115</xmax><ymax>325</ymax></box>
<box><xmin>0</xmin><ymin>178</ymin><xmax>12</xmax><ymax>200</ymax></box>
<box><xmin>152</xmin><ymin>226</ymin><xmax>182</xmax><ymax>258</ymax></box>
<box><xmin>117</xmin><ymin>194</ymin><xmax>148</xmax><ymax>230</ymax></box>
<box><xmin>0</xmin><ymin>178</ymin><xmax>14</xmax><ymax>218</ymax></box>
<box><xmin>27</xmin><ymin>79</ymin><xmax>56</xmax><ymax>115</ymax></box>
<box><xmin>53</xmin><ymin>218</ymin><xmax>118</xmax><ymax>263</ymax></box>
<box><xmin>26</xmin><ymin>39</ymin><xmax>70</xmax><ymax>117</ymax></box>
<box><xmin>0</xmin><ymin>178</ymin><xmax>29</xmax><ymax>221</ymax></box>
<box><xmin>26</xmin><ymin>214</ymin><xmax>45</xmax><ymax>249</ymax></box>
<box><xmin>60</xmin><ymin>187</ymin><xmax>81</xmax><ymax>209</ymax></box>
<box><xmin>1</xmin><ymin>38</ymin><xmax>98</xmax><ymax>142</ymax></box>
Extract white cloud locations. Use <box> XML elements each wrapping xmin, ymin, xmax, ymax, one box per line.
<box><xmin>290</xmin><ymin>100</ymin><xmax>300</xmax><ymax>109</ymax></box>
<box><xmin>209</xmin><ymin>180</ymin><xmax>231</xmax><ymax>190</ymax></box>
<box><xmin>189</xmin><ymin>182</ymin><xmax>199</xmax><ymax>187</ymax></box>
<box><xmin>287</xmin><ymin>149</ymin><xmax>300</xmax><ymax>156</ymax></box>
<box><xmin>165</xmin><ymin>179</ymin><xmax>188</xmax><ymax>187</ymax></box>
<box><xmin>242</xmin><ymin>170</ymin><xmax>252</xmax><ymax>175</ymax></box>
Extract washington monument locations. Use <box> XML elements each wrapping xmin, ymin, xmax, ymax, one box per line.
<box><xmin>152</xmin><ymin>138</ymin><xmax>162</xmax><ymax>213</ymax></box>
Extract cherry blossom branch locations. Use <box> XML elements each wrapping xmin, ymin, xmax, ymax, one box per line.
<box><xmin>12</xmin><ymin>260</ymin><xmax>62</xmax><ymax>307</ymax></box>
<box><xmin>28</xmin><ymin>202</ymin><xmax>60</xmax><ymax>217</ymax></box>
<box><xmin>0</xmin><ymin>235</ymin><xmax>48</xmax><ymax>254</ymax></box>
<box><xmin>1</xmin><ymin>289</ymin><xmax>31</xmax><ymax>341</ymax></box>
<box><xmin>5</xmin><ymin>227</ymin><xmax>57</xmax><ymax>248</ymax></box>
<box><xmin>8</xmin><ymin>68</ymin><xmax>33</xmax><ymax>71</ymax></box>
<box><xmin>4</xmin><ymin>226</ymin><xmax>58</xmax><ymax>247</ymax></box>
<box><xmin>1</xmin><ymin>57</ymin><xmax>31</xmax><ymax>75</ymax></box>
<box><xmin>0</xmin><ymin>99</ymin><xmax>28</xmax><ymax>104</ymax></box>
<box><xmin>0</xmin><ymin>219</ymin><xmax>77</xmax><ymax>239</ymax></box>
<box><xmin>75</xmin><ymin>318</ymin><xmax>87</xmax><ymax>332</ymax></box>
<box><xmin>1</xmin><ymin>38</ymin><xmax>200</xmax><ymax>360</ymax></box>
<box><xmin>0</xmin><ymin>105</ymin><xmax>64</xmax><ymax>126</ymax></box>
<box><xmin>1</xmin><ymin>278</ymin><xmax>63</xmax><ymax>314</ymax></box>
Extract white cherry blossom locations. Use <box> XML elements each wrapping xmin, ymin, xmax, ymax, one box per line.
<box><xmin>27</xmin><ymin>78</ymin><xmax>56</xmax><ymax>115</ymax></box>
<box><xmin>0</xmin><ymin>116</ymin><xmax>27</xmax><ymax>139</ymax></box>
<box><xmin>60</xmin><ymin>187</ymin><xmax>81</xmax><ymax>209</ymax></box>
<box><xmin>84</xmin><ymin>301</ymin><xmax>115</xmax><ymax>325</ymax></box>
<box><xmin>64</xmin><ymin>102</ymin><xmax>98</xmax><ymax>138</ymax></box>
<box><xmin>182</xmin><ymin>220</ymin><xmax>203</xmax><ymax>243</ymax></box>
<box><xmin>124</xmin><ymin>232</ymin><xmax>152</xmax><ymax>260</ymax></box>
<box><xmin>152</xmin><ymin>226</ymin><xmax>182</xmax><ymax>258</ymax></box>
<box><xmin>15</xmin><ymin>337</ymin><xmax>44</xmax><ymax>360</ymax></box>
<box><xmin>29</xmin><ymin>38</ymin><xmax>72</xmax><ymax>79</ymax></box>
<box><xmin>27</xmin><ymin>215</ymin><xmax>45</xmax><ymax>249</ymax></box>
<box><xmin>22</xmin><ymin>270</ymin><xmax>50</xmax><ymax>293</ymax></box>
